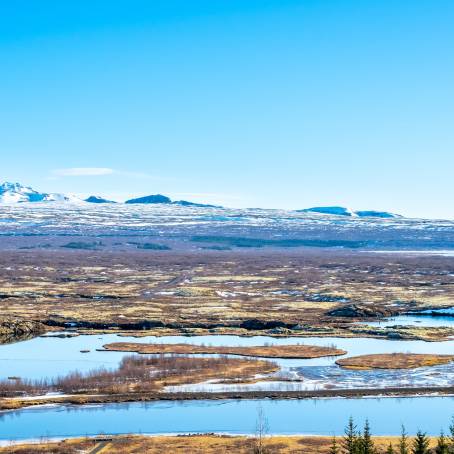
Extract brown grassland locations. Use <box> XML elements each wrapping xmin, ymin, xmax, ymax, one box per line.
<box><xmin>0</xmin><ymin>434</ymin><xmax>440</xmax><ymax>454</ymax></box>
<box><xmin>0</xmin><ymin>250</ymin><xmax>453</xmax><ymax>343</ymax></box>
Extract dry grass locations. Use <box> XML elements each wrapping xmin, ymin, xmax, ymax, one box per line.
<box><xmin>336</xmin><ymin>353</ymin><xmax>454</xmax><ymax>370</ymax></box>
<box><xmin>155</xmin><ymin>357</ymin><xmax>279</xmax><ymax>388</ymax></box>
<box><xmin>0</xmin><ymin>435</ymin><xmax>440</xmax><ymax>454</ymax></box>
<box><xmin>102</xmin><ymin>342</ymin><xmax>346</xmax><ymax>358</ymax></box>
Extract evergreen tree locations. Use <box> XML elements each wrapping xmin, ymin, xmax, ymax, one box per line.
<box><xmin>448</xmin><ymin>417</ymin><xmax>454</xmax><ymax>454</ymax></box>
<box><xmin>436</xmin><ymin>431</ymin><xmax>449</xmax><ymax>454</ymax></box>
<box><xmin>386</xmin><ymin>444</ymin><xmax>395</xmax><ymax>454</ymax></box>
<box><xmin>361</xmin><ymin>419</ymin><xmax>376</xmax><ymax>454</ymax></box>
<box><xmin>399</xmin><ymin>425</ymin><xmax>409</xmax><ymax>454</ymax></box>
<box><xmin>329</xmin><ymin>435</ymin><xmax>339</xmax><ymax>454</ymax></box>
<box><xmin>412</xmin><ymin>430</ymin><xmax>430</xmax><ymax>454</ymax></box>
<box><xmin>343</xmin><ymin>417</ymin><xmax>359</xmax><ymax>454</ymax></box>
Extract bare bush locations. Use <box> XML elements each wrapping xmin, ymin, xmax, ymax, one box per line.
<box><xmin>0</xmin><ymin>354</ymin><xmax>268</xmax><ymax>397</ymax></box>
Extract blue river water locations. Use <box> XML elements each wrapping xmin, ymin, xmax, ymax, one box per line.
<box><xmin>2</xmin><ymin>331</ymin><xmax>454</xmax><ymax>379</ymax></box>
<box><xmin>1</xmin><ymin>320</ymin><xmax>454</xmax><ymax>441</ymax></box>
<box><xmin>1</xmin><ymin>397</ymin><xmax>454</xmax><ymax>440</ymax></box>
<box><xmin>361</xmin><ymin>314</ymin><xmax>454</xmax><ymax>328</ymax></box>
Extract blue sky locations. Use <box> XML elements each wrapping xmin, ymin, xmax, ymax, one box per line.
<box><xmin>1</xmin><ymin>0</ymin><xmax>453</xmax><ymax>218</ymax></box>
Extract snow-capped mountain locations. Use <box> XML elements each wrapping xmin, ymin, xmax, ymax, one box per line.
<box><xmin>0</xmin><ymin>183</ymin><xmax>401</xmax><ymax>218</ymax></box>
<box><xmin>0</xmin><ymin>182</ymin><xmax>72</xmax><ymax>203</ymax></box>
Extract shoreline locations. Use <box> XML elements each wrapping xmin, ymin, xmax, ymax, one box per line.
<box><xmin>0</xmin><ymin>432</ymin><xmax>441</xmax><ymax>444</ymax></box>
<box><xmin>3</xmin><ymin>386</ymin><xmax>454</xmax><ymax>411</ymax></box>
<box><xmin>32</xmin><ymin>320</ymin><xmax>454</xmax><ymax>344</ymax></box>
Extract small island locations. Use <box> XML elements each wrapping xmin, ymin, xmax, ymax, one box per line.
<box><xmin>102</xmin><ymin>342</ymin><xmax>347</xmax><ymax>359</ymax></box>
<box><xmin>336</xmin><ymin>353</ymin><xmax>454</xmax><ymax>370</ymax></box>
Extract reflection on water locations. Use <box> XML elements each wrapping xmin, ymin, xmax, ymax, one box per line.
<box><xmin>2</xmin><ymin>333</ymin><xmax>454</xmax><ymax>440</ymax></box>
<box><xmin>1</xmin><ymin>333</ymin><xmax>454</xmax><ymax>382</ymax></box>
<box><xmin>1</xmin><ymin>333</ymin><xmax>454</xmax><ymax>395</ymax></box>
<box><xmin>1</xmin><ymin>397</ymin><xmax>454</xmax><ymax>439</ymax></box>
<box><xmin>361</xmin><ymin>314</ymin><xmax>454</xmax><ymax>328</ymax></box>
<box><xmin>0</xmin><ymin>333</ymin><xmax>35</xmax><ymax>346</ymax></box>
<box><xmin>421</xmin><ymin>307</ymin><xmax>454</xmax><ymax>315</ymax></box>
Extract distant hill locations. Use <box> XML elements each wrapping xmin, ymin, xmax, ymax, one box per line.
<box><xmin>299</xmin><ymin>206</ymin><xmax>401</xmax><ymax>218</ymax></box>
<box><xmin>125</xmin><ymin>194</ymin><xmax>220</xmax><ymax>208</ymax></box>
<box><xmin>85</xmin><ymin>196</ymin><xmax>117</xmax><ymax>204</ymax></box>
<box><xmin>298</xmin><ymin>206</ymin><xmax>355</xmax><ymax>216</ymax></box>
<box><xmin>0</xmin><ymin>183</ymin><xmax>220</xmax><ymax>207</ymax></box>
<box><xmin>172</xmin><ymin>200</ymin><xmax>220</xmax><ymax>208</ymax></box>
<box><xmin>355</xmin><ymin>210</ymin><xmax>401</xmax><ymax>218</ymax></box>
<box><xmin>125</xmin><ymin>194</ymin><xmax>172</xmax><ymax>204</ymax></box>
<box><xmin>0</xmin><ymin>182</ymin><xmax>402</xmax><ymax>217</ymax></box>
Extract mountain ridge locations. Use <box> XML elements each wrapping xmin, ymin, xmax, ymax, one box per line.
<box><xmin>0</xmin><ymin>182</ymin><xmax>401</xmax><ymax>217</ymax></box>
<box><xmin>0</xmin><ymin>182</ymin><xmax>71</xmax><ymax>203</ymax></box>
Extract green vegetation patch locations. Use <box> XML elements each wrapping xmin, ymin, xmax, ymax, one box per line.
<box><xmin>191</xmin><ymin>236</ymin><xmax>367</xmax><ymax>249</ymax></box>
<box><xmin>136</xmin><ymin>242</ymin><xmax>171</xmax><ymax>250</ymax></box>
<box><xmin>61</xmin><ymin>241</ymin><xmax>104</xmax><ymax>250</ymax></box>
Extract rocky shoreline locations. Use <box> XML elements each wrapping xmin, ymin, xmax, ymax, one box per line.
<box><xmin>0</xmin><ymin>317</ymin><xmax>46</xmax><ymax>344</ymax></box>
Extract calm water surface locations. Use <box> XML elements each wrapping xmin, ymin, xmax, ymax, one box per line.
<box><xmin>361</xmin><ymin>314</ymin><xmax>454</xmax><ymax>328</ymax></box>
<box><xmin>2</xmin><ymin>333</ymin><xmax>454</xmax><ymax>440</ymax></box>
<box><xmin>1</xmin><ymin>398</ymin><xmax>454</xmax><ymax>440</ymax></box>
<box><xmin>2</xmin><ymin>333</ymin><xmax>454</xmax><ymax>380</ymax></box>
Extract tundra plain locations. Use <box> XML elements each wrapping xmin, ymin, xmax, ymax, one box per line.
<box><xmin>1</xmin><ymin>249</ymin><xmax>453</xmax><ymax>342</ymax></box>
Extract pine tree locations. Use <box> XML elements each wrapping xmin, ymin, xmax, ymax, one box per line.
<box><xmin>386</xmin><ymin>444</ymin><xmax>395</xmax><ymax>454</ymax></box>
<box><xmin>399</xmin><ymin>425</ymin><xmax>409</xmax><ymax>454</ymax></box>
<box><xmin>412</xmin><ymin>430</ymin><xmax>430</xmax><ymax>454</ymax></box>
<box><xmin>329</xmin><ymin>435</ymin><xmax>339</xmax><ymax>454</ymax></box>
<box><xmin>343</xmin><ymin>417</ymin><xmax>359</xmax><ymax>454</ymax></box>
<box><xmin>448</xmin><ymin>417</ymin><xmax>454</xmax><ymax>454</ymax></box>
<box><xmin>361</xmin><ymin>419</ymin><xmax>376</xmax><ymax>454</ymax></box>
<box><xmin>436</xmin><ymin>431</ymin><xmax>449</xmax><ymax>454</ymax></box>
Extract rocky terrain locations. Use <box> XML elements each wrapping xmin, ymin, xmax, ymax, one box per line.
<box><xmin>0</xmin><ymin>317</ymin><xmax>45</xmax><ymax>343</ymax></box>
<box><xmin>0</xmin><ymin>248</ymin><xmax>451</xmax><ymax>342</ymax></box>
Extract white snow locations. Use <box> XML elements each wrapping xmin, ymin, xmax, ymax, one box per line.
<box><xmin>0</xmin><ymin>182</ymin><xmax>80</xmax><ymax>204</ymax></box>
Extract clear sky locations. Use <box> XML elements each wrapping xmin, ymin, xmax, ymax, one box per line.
<box><xmin>1</xmin><ymin>1</ymin><xmax>453</xmax><ymax>218</ymax></box>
